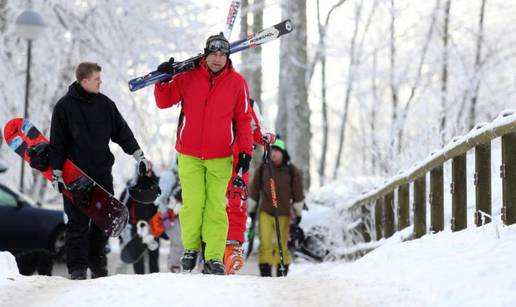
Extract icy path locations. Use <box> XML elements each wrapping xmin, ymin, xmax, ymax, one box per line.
<box><xmin>0</xmin><ymin>268</ymin><xmax>415</xmax><ymax>307</ymax></box>
<box><xmin>2</xmin><ymin>222</ymin><xmax>516</xmax><ymax>307</ymax></box>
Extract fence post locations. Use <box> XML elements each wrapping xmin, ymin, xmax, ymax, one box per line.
<box><xmin>374</xmin><ymin>198</ymin><xmax>383</xmax><ymax>240</ymax></box>
<box><xmin>430</xmin><ymin>165</ymin><xmax>444</xmax><ymax>233</ymax></box>
<box><xmin>413</xmin><ymin>176</ymin><xmax>426</xmax><ymax>238</ymax></box>
<box><xmin>397</xmin><ymin>184</ymin><xmax>410</xmax><ymax>230</ymax></box>
<box><xmin>451</xmin><ymin>154</ymin><xmax>467</xmax><ymax>231</ymax></box>
<box><xmin>475</xmin><ymin>142</ymin><xmax>491</xmax><ymax>226</ymax></box>
<box><xmin>501</xmin><ymin>133</ymin><xmax>516</xmax><ymax>225</ymax></box>
<box><xmin>383</xmin><ymin>191</ymin><xmax>395</xmax><ymax>238</ymax></box>
<box><xmin>358</xmin><ymin>204</ymin><xmax>372</xmax><ymax>242</ymax></box>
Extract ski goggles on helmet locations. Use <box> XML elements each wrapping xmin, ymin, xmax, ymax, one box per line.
<box><xmin>205</xmin><ymin>37</ymin><xmax>230</xmax><ymax>55</ymax></box>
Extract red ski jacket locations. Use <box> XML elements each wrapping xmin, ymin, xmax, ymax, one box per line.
<box><xmin>154</xmin><ymin>58</ymin><xmax>252</xmax><ymax>159</ymax></box>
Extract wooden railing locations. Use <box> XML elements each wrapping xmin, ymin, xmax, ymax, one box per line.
<box><xmin>346</xmin><ymin>110</ymin><xmax>516</xmax><ymax>244</ymax></box>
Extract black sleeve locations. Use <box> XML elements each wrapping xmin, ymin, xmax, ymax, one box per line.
<box><xmin>109</xmin><ymin>98</ymin><xmax>140</xmax><ymax>155</ymax></box>
<box><xmin>48</xmin><ymin>101</ymin><xmax>68</xmax><ymax>170</ymax></box>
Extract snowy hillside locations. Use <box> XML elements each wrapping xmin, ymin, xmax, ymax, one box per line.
<box><xmin>2</xmin><ymin>222</ymin><xmax>516</xmax><ymax>307</ymax></box>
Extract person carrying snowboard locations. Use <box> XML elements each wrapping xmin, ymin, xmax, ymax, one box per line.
<box><xmin>154</xmin><ymin>33</ymin><xmax>252</xmax><ymax>275</ymax></box>
<box><xmin>247</xmin><ymin>138</ymin><xmax>304</xmax><ymax>277</ymax></box>
<box><xmin>49</xmin><ymin>62</ymin><xmax>151</xmax><ymax>280</ymax></box>
<box><xmin>225</xmin><ymin>99</ymin><xmax>275</xmax><ymax>275</ymax></box>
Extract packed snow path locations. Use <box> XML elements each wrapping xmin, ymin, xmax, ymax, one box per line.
<box><xmin>0</xmin><ymin>271</ymin><xmax>412</xmax><ymax>307</ymax></box>
<box><xmin>2</xmin><ymin>222</ymin><xmax>516</xmax><ymax>307</ymax></box>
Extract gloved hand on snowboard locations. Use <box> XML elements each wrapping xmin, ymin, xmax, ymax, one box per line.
<box><xmin>51</xmin><ymin>169</ymin><xmax>66</xmax><ymax>193</ymax></box>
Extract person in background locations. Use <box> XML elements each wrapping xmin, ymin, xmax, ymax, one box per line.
<box><xmin>224</xmin><ymin>99</ymin><xmax>275</xmax><ymax>275</ymax></box>
<box><xmin>247</xmin><ymin>138</ymin><xmax>304</xmax><ymax>277</ymax></box>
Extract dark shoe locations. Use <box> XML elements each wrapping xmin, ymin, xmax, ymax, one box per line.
<box><xmin>90</xmin><ymin>266</ymin><xmax>108</xmax><ymax>279</ymax></box>
<box><xmin>181</xmin><ymin>250</ymin><xmax>198</xmax><ymax>272</ymax></box>
<box><xmin>203</xmin><ymin>259</ymin><xmax>225</xmax><ymax>275</ymax></box>
<box><xmin>276</xmin><ymin>264</ymin><xmax>289</xmax><ymax>277</ymax></box>
<box><xmin>259</xmin><ymin>263</ymin><xmax>272</xmax><ymax>277</ymax></box>
<box><xmin>70</xmin><ymin>268</ymin><xmax>87</xmax><ymax>280</ymax></box>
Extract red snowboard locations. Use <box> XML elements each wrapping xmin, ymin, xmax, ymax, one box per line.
<box><xmin>3</xmin><ymin>118</ymin><xmax>128</xmax><ymax>237</ymax></box>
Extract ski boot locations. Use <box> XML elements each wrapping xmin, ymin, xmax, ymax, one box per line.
<box><xmin>259</xmin><ymin>263</ymin><xmax>272</xmax><ymax>277</ymax></box>
<box><xmin>180</xmin><ymin>250</ymin><xmax>198</xmax><ymax>272</ymax></box>
<box><xmin>70</xmin><ymin>268</ymin><xmax>87</xmax><ymax>280</ymax></box>
<box><xmin>224</xmin><ymin>241</ymin><xmax>245</xmax><ymax>275</ymax></box>
<box><xmin>203</xmin><ymin>259</ymin><xmax>225</xmax><ymax>275</ymax></box>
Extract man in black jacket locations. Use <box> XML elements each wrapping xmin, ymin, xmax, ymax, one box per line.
<box><xmin>49</xmin><ymin>62</ymin><xmax>151</xmax><ymax>280</ymax></box>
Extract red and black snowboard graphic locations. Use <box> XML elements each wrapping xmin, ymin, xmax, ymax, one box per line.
<box><xmin>3</xmin><ymin>118</ymin><xmax>128</xmax><ymax>237</ymax></box>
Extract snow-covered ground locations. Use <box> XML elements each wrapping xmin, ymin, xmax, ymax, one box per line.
<box><xmin>2</xmin><ymin>221</ymin><xmax>515</xmax><ymax>307</ymax></box>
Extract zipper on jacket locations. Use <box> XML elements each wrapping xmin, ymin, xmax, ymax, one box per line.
<box><xmin>229</xmin><ymin>121</ymin><xmax>234</xmax><ymax>146</ymax></box>
<box><xmin>209</xmin><ymin>76</ymin><xmax>214</xmax><ymax>89</ymax></box>
<box><xmin>179</xmin><ymin>115</ymin><xmax>186</xmax><ymax>145</ymax></box>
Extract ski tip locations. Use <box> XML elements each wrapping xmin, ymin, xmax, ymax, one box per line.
<box><xmin>284</xmin><ymin>20</ymin><xmax>293</xmax><ymax>32</ymax></box>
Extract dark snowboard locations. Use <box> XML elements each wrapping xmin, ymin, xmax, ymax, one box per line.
<box><xmin>3</xmin><ymin>118</ymin><xmax>129</xmax><ymax>237</ymax></box>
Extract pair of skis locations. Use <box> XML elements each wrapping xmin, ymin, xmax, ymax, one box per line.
<box><xmin>127</xmin><ymin>1</ymin><xmax>293</xmax><ymax>92</ymax></box>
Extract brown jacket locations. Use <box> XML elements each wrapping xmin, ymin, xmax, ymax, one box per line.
<box><xmin>249</xmin><ymin>163</ymin><xmax>304</xmax><ymax>216</ymax></box>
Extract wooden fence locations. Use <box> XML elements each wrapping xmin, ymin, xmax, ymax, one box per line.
<box><xmin>347</xmin><ymin>110</ymin><xmax>516</xmax><ymax>243</ymax></box>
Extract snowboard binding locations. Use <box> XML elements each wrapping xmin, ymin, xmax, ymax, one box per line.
<box><xmin>68</xmin><ymin>176</ymin><xmax>95</xmax><ymax>208</ymax></box>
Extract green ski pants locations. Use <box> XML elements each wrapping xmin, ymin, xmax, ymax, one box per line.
<box><xmin>258</xmin><ymin>211</ymin><xmax>291</xmax><ymax>265</ymax></box>
<box><xmin>177</xmin><ymin>153</ymin><xmax>233</xmax><ymax>261</ymax></box>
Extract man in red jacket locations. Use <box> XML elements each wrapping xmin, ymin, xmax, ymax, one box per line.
<box><xmin>154</xmin><ymin>33</ymin><xmax>252</xmax><ymax>275</ymax></box>
<box><xmin>225</xmin><ymin>99</ymin><xmax>275</xmax><ymax>275</ymax></box>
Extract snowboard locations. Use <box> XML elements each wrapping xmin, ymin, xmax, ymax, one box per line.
<box><xmin>3</xmin><ymin>118</ymin><xmax>129</xmax><ymax>237</ymax></box>
<box><xmin>120</xmin><ymin>209</ymin><xmax>176</xmax><ymax>264</ymax></box>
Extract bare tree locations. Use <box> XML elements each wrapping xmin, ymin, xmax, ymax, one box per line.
<box><xmin>439</xmin><ymin>0</ymin><xmax>451</xmax><ymax>146</ymax></box>
<box><xmin>333</xmin><ymin>0</ymin><xmax>364</xmax><ymax>179</ymax></box>
<box><xmin>388</xmin><ymin>0</ymin><xmax>399</xmax><ymax>163</ymax></box>
<box><xmin>468</xmin><ymin>0</ymin><xmax>487</xmax><ymax>130</ymax></box>
<box><xmin>313</xmin><ymin>0</ymin><xmax>348</xmax><ymax>186</ymax></box>
<box><xmin>277</xmin><ymin>0</ymin><xmax>310</xmax><ymax>188</ymax></box>
<box><xmin>387</xmin><ymin>0</ymin><xmax>440</xmax><ymax>158</ymax></box>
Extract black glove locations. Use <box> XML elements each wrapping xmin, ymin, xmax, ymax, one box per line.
<box><xmin>157</xmin><ymin>57</ymin><xmax>175</xmax><ymax>75</ymax></box>
<box><xmin>249</xmin><ymin>211</ymin><xmax>257</xmax><ymax>221</ymax></box>
<box><xmin>294</xmin><ymin>216</ymin><xmax>302</xmax><ymax>226</ymax></box>
<box><xmin>235</xmin><ymin>152</ymin><xmax>252</xmax><ymax>174</ymax></box>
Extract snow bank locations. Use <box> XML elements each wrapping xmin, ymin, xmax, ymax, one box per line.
<box><xmin>294</xmin><ymin>222</ymin><xmax>516</xmax><ymax>307</ymax></box>
<box><xmin>0</xmin><ymin>252</ymin><xmax>19</xmax><ymax>280</ymax></box>
<box><xmin>307</xmin><ymin>177</ymin><xmax>382</xmax><ymax>209</ymax></box>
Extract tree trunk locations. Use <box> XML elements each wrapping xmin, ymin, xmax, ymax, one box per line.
<box><xmin>388</xmin><ymin>0</ymin><xmax>399</xmax><ymax>166</ymax></box>
<box><xmin>277</xmin><ymin>0</ymin><xmax>310</xmax><ymax>188</ymax></box>
<box><xmin>333</xmin><ymin>0</ymin><xmax>363</xmax><ymax>179</ymax></box>
<box><xmin>440</xmin><ymin>0</ymin><xmax>451</xmax><ymax>146</ymax></box>
<box><xmin>371</xmin><ymin>49</ymin><xmax>379</xmax><ymax>175</ymax></box>
<box><xmin>468</xmin><ymin>0</ymin><xmax>487</xmax><ymax>130</ymax></box>
<box><xmin>316</xmin><ymin>0</ymin><xmax>329</xmax><ymax>186</ymax></box>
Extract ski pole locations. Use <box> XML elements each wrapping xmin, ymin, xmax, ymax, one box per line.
<box><xmin>263</xmin><ymin>143</ymin><xmax>287</xmax><ymax>276</ymax></box>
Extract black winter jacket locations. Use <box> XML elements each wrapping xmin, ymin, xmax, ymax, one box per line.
<box><xmin>49</xmin><ymin>82</ymin><xmax>140</xmax><ymax>179</ymax></box>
